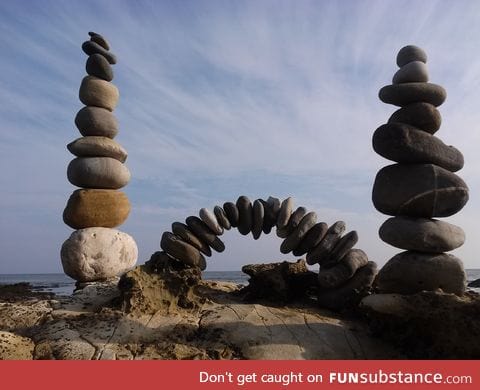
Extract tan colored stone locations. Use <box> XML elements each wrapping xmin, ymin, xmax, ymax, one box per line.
<box><xmin>79</xmin><ymin>76</ymin><xmax>119</xmax><ymax>111</ymax></box>
<box><xmin>67</xmin><ymin>136</ymin><xmax>127</xmax><ymax>162</ymax></box>
<box><xmin>0</xmin><ymin>331</ymin><xmax>34</xmax><ymax>360</ymax></box>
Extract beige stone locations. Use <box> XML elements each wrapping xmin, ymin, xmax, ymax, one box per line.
<box><xmin>79</xmin><ymin>76</ymin><xmax>119</xmax><ymax>111</ymax></box>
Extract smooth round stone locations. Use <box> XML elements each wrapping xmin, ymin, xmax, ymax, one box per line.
<box><xmin>63</xmin><ymin>189</ymin><xmax>130</xmax><ymax>229</ymax></box>
<box><xmin>323</xmin><ymin>231</ymin><xmax>359</xmax><ymax>268</ymax></box>
<box><xmin>392</xmin><ymin>61</ymin><xmax>428</xmax><ymax>84</ymax></box>
<box><xmin>81</xmin><ymin>40</ymin><xmax>117</xmax><ymax>64</ymax></box>
<box><xmin>88</xmin><ymin>31</ymin><xmax>110</xmax><ymax>50</ymax></box>
<box><xmin>251</xmin><ymin>200</ymin><xmax>264</xmax><ymax>240</ymax></box>
<box><xmin>79</xmin><ymin>76</ymin><xmax>119</xmax><ymax>111</ymax></box>
<box><xmin>67</xmin><ymin>136</ymin><xmax>127</xmax><ymax>162</ymax></box>
<box><xmin>223</xmin><ymin>202</ymin><xmax>239</xmax><ymax>227</ymax></box>
<box><xmin>160</xmin><ymin>232</ymin><xmax>206</xmax><ymax>270</ymax></box>
<box><xmin>379</xmin><ymin>83</ymin><xmax>446</xmax><ymax>107</ymax></box>
<box><xmin>213</xmin><ymin>206</ymin><xmax>231</xmax><ymax>230</ymax></box>
<box><xmin>293</xmin><ymin>222</ymin><xmax>328</xmax><ymax>256</ymax></box>
<box><xmin>306</xmin><ymin>221</ymin><xmax>346</xmax><ymax>265</ymax></box>
<box><xmin>372</xmin><ymin>163</ymin><xmax>469</xmax><ymax>218</ymax></box>
<box><xmin>379</xmin><ymin>217</ymin><xmax>465</xmax><ymax>252</ymax></box>
<box><xmin>75</xmin><ymin>106</ymin><xmax>118</xmax><ymax>138</ymax></box>
<box><xmin>236</xmin><ymin>196</ymin><xmax>253</xmax><ymax>235</ymax></box>
<box><xmin>372</xmin><ymin>123</ymin><xmax>464</xmax><ymax>172</ymax></box>
<box><xmin>388</xmin><ymin>102</ymin><xmax>441</xmax><ymax>134</ymax></box>
<box><xmin>278</xmin><ymin>206</ymin><xmax>307</xmax><ymax>239</ymax></box>
<box><xmin>67</xmin><ymin>157</ymin><xmax>131</xmax><ymax>189</ymax></box>
<box><xmin>185</xmin><ymin>216</ymin><xmax>225</xmax><ymax>253</ymax></box>
<box><xmin>375</xmin><ymin>251</ymin><xmax>466</xmax><ymax>295</ymax></box>
<box><xmin>280</xmin><ymin>212</ymin><xmax>317</xmax><ymax>254</ymax></box>
<box><xmin>261</xmin><ymin>196</ymin><xmax>281</xmax><ymax>234</ymax></box>
<box><xmin>318</xmin><ymin>249</ymin><xmax>369</xmax><ymax>289</ymax></box>
<box><xmin>276</xmin><ymin>197</ymin><xmax>293</xmax><ymax>231</ymax></box>
<box><xmin>172</xmin><ymin>222</ymin><xmax>212</xmax><ymax>257</ymax></box>
<box><xmin>86</xmin><ymin>54</ymin><xmax>113</xmax><ymax>81</ymax></box>
<box><xmin>396</xmin><ymin>45</ymin><xmax>427</xmax><ymax>67</ymax></box>
<box><xmin>199</xmin><ymin>208</ymin><xmax>223</xmax><ymax>235</ymax></box>
<box><xmin>61</xmin><ymin>228</ymin><xmax>137</xmax><ymax>282</ymax></box>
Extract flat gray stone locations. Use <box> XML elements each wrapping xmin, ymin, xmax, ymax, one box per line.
<box><xmin>199</xmin><ymin>208</ymin><xmax>223</xmax><ymax>235</ymax></box>
<box><xmin>252</xmin><ymin>200</ymin><xmax>264</xmax><ymax>240</ymax></box>
<box><xmin>160</xmin><ymin>232</ymin><xmax>206</xmax><ymax>270</ymax></box>
<box><xmin>67</xmin><ymin>157</ymin><xmax>130</xmax><ymax>189</ymax></box>
<box><xmin>372</xmin><ymin>163</ymin><xmax>469</xmax><ymax>218</ymax></box>
<box><xmin>75</xmin><ymin>106</ymin><xmax>118</xmax><ymax>138</ymax></box>
<box><xmin>67</xmin><ymin>136</ymin><xmax>127</xmax><ymax>162</ymax></box>
<box><xmin>306</xmin><ymin>221</ymin><xmax>346</xmax><ymax>265</ymax></box>
<box><xmin>280</xmin><ymin>212</ymin><xmax>317</xmax><ymax>254</ymax></box>
<box><xmin>86</xmin><ymin>54</ymin><xmax>113</xmax><ymax>81</ymax></box>
<box><xmin>396</xmin><ymin>45</ymin><xmax>427</xmax><ymax>67</ymax></box>
<box><xmin>375</xmin><ymin>251</ymin><xmax>466</xmax><ymax>295</ymax></box>
<box><xmin>318</xmin><ymin>249</ymin><xmax>369</xmax><ymax>289</ymax></box>
<box><xmin>388</xmin><ymin>102</ymin><xmax>441</xmax><ymax>134</ymax></box>
<box><xmin>379</xmin><ymin>83</ymin><xmax>446</xmax><ymax>107</ymax></box>
<box><xmin>323</xmin><ymin>231</ymin><xmax>359</xmax><ymax>268</ymax></box>
<box><xmin>172</xmin><ymin>222</ymin><xmax>212</xmax><ymax>256</ymax></box>
<box><xmin>185</xmin><ymin>216</ymin><xmax>225</xmax><ymax>253</ymax></box>
<box><xmin>223</xmin><ymin>202</ymin><xmax>239</xmax><ymax>227</ymax></box>
<box><xmin>292</xmin><ymin>222</ymin><xmax>328</xmax><ymax>256</ymax></box>
<box><xmin>379</xmin><ymin>217</ymin><xmax>465</xmax><ymax>252</ymax></box>
<box><xmin>393</xmin><ymin>61</ymin><xmax>428</xmax><ymax>84</ymax></box>
<box><xmin>88</xmin><ymin>31</ymin><xmax>110</xmax><ymax>50</ymax></box>
<box><xmin>236</xmin><ymin>196</ymin><xmax>253</xmax><ymax>235</ymax></box>
<box><xmin>278</xmin><ymin>205</ymin><xmax>305</xmax><ymax>239</ymax></box>
<box><xmin>213</xmin><ymin>206</ymin><xmax>231</xmax><ymax>230</ymax></box>
<box><xmin>373</xmin><ymin>122</ymin><xmax>464</xmax><ymax>172</ymax></box>
<box><xmin>82</xmin><ymin>40</ymin><xmax>116</xmax><ymax>64</ymax></box>
<box><xmin>276</xmin><ymin>197</ymin><xmax>293</xmax><ymax>231</ymax></box>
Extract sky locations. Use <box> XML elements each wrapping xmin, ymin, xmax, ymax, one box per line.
<box><xmin>1</xmin><ymin>0</ymin><xmax>480</xmax><ymax>274</ymax></box>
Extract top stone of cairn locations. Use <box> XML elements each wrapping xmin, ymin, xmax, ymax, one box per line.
<box><xmin>396</xmin><ymin>45</ymin><xmax>427</xmax><ymax>67</ymax></box>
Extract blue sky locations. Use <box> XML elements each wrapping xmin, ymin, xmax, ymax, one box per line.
<box><xmin>1</xmin><ymin>0</ymin><xmax>480</xmax><ymax>273</ymax></box>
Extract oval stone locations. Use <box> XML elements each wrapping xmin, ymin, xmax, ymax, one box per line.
<box><xmin>379</xmin><ymin>217</ymin><xmax>465</xmax><ymax>252</ymax></box>
<box><xmin>261</xmin><ymin>196</ymin><xmax>280</xmax><ymax>234</ymax></box>
<box><xmin>379</xmin><ymin>83</ymin><xmax>446</xmax><ymax>107</ymax></box>
<box><xmin>223</xmin><ymin>202</ymin><xmax>239</xmax><ymax>227</ymax></box>
<box><xmin>280</xmin><ymin>212</ymin><xmax>317</xmax><ymax>254</ymax></box>
<box><xmin>160</xmin><ymin>232</ymin><xmax>206</xmax><ymax>270</ymax></box>
<box><xmin>88</xmin><ymin>31</ymin><xmax>110</xmax><ymax>50</ymax></box>
<box><xmin>375</xmin><ymin>251</ymin><xmax>466</xmax><ymax>295</ymax></box>
<box><xmin>185</xmin><ymin>216</ymin><xmax>225</xmax><ymax>253</ymax></box>
<box><xmin>63</xmin><ymin>189</ymin><xmax>130</xmax><ymax>229</ymax></box>
<box><xmin>81</xmin><ymin>40</ymin><xmax>116</xmax><ymax>64</ymax></box>
<box><xmin>396</xmin><ymin>45</ymin><xmax>427</xmax><ymax>67</ymax></box>
<box><xmin>372</xmin><ymin>123</ymin><xmax>464</xmax><ymax>172</ymax></box>
<box><xmin>251</xmin><ymin>200</ymin><xmax>264</xmax><ymax>240</ymax></box>
<box><xmin>392</xmin><ymin>61</ymin><xmax>428</xmax><ymax>84</ymax></box>
<box><xmin>79</xmin><ymin>76</ymin><xmax>119</xmax><ymax>111</ymax></box>
<box><xmin>306</xmin><ymin>221</ymin><xmax>346</xmax><ymax>265</ymax></box>
<box><xmin>293</xmin><ymin>222</ymin><xmax>328</xmax><ymax>256</ymax></box>
<box><xmin>213</xmin><ymin>206</ymin><xmax>231</xmax><ymax>230</ymax></box>
<box><xmin>67</xmin><ymin>157</ymin><xmax>131</xmax><ymax>189</ymax></box>
<box><xmin>276</xmin><ymin>197</ymin><xmax>293</xmax><ymax>231</ymax></box>
<box><xmin>86</xmin><ymin>54</ymin><xmax>113</xmax><ymax>81</ymax></box>
<box><xmin>61</xmin><ymin>228</ymin><xmax>137</xmax><ymax>282</ymax></box>
<box><xmin>323</xmin><ymin>231</ymin><xmax>359</xmax><ymax>268</ymax></box>
<box><xmin>67</xmin><ymin>136</ymin><xmax>127</xmax><ymax>162</ymax></box>
<box><xmin>372</xmin><ymin>163</ymin><xmax>469</xmax><ymax>218</ymax></box>
<box><xmin>318</xmin><ymin>249</ymin><xmax>369</xmax><ymax>289</ymax></box>
<box><xmin>172</xmin><ymin>222</ymin><xmax>212</xmax><ymax>257</ymax></box>
<box><xmin>236</xmin><ymin>196</ymin><xmax>253</xmax><ymax>235</ymax></box>
<box><xmin>199</xmin><ymin>208</ymin><xmax>223</xmax><ymax>235</ymax></box>
<box><xmin>75</xmin><ymin>106</ymin><xmax>118</xmax><ymax>138</ymax></box>
<box><xmin>388</xmin><ymin>102</ymin><xmax>441</xmax><ymax>134</ymax></box>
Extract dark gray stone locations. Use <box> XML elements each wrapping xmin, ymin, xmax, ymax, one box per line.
<box><xmin>379</xmin><ymin>217</ymin><xmax>465</xmax><ymax>252</ymax></box>
<box><xmin>372</xmin><ymin>163</ymin><xmax>469</xmax><ymax>218</ymax></box>
<box><xmin>160</xmin><ymin>232</ymin><xmax>206</xmax><ymax>270</ymax></box>
<box><xmin>293</xmin><ymin>222</ymin><xmax>328</xmax><ymax>256</ymax></box>
<box><xmin>86</xmin><ymin>54</ymin><xmax>113</xmax><ymax>81</ymax></box>
<box><xmin>396</xmin><ymin>45</ymin><xmax>427</xmax><ymax>67</ymax></box>
<box><xmin>306</xmin><ymin>221</ymin><xmax>346</xmax><ymax>265</ymax></box>
<box><xmin>252</xmin><ymin>200</ymin><xmax>264</xmax><ymax>240</ymax></box>
<box><xmin>468</xmin><ymin>279</ymin><xmax>480</xmax><ymax>288</ymax></box>
<box><xmin>75</xmin><ymin>106</ymin><xmax>118</xmax><ymax>138</ymax></box>
<box><xmin>236</xmin><ymin>196</ymin><xmax>253</xmax><ymax>235</ymax></box>
<box><xmin>223</xmin><ymin>202</ymin><xmax>239</xmax><ymax>227</ymax></box>
<box><xmin>318</xmin><ymin>249</ymin><xmax>369</xmax><ymax>289</ymax></box>
<box><xmin>276</xmin><ymin>197</ymin><xmax>293</xmax><ymax>233</ymax></box>
<box><xmin>375</xmin><ymin>251</ymin><xmax>466</xmax><ymax>295</ymax></box>
<box><xmin>88</xmin><ymin>31</ymin><xmax>110</xmax><ymax>50</ymax></box>
<box><xmin>279</xmin><ymin>207</ymin><xmax>306</xmax><ymax>238</ymax></box>
<box><xmin>260</xmin><ymin>197</ymin><xmax>280</xmax><ymax>234</ymax></box>
<box><xmin>388</xmin><ymin>102</ymin><xmax>441</xmax><ymax>134</ymax></box>
<box><xmin>82</xmin><ymin>40</ymin><xmax>117</xmax><ymax>64</ymax></box>
<box><xmin>373</xmin><ymin>122</ymin><xmax>464</xmax><ymax>172</ymax></box>
<box><xmin>392</xmin><ymin>61</ymin><xmax>428</xmax><ymax>84</ymax></box>
<box><xmin>323</xmin><ymin>231</ymin><xmax>359</xmax><ymax>268</ymax></box>
<box><xmin>213</xmin><ymin>206</ymin><xmax>231</xmax><ymax>230</ymax></box>
<box><xmin>280</xmin><ymin>212</ymin><xmax>317</xmax><ymax>254</ymax></box>
<box><xmin>379</xmin><ymin>83</ymin><xmax>446</xmax><ymax>107</ymax></box>
<box><xmin>199</xmin><ymin>208</ymin><xmax>223</xmax><ymax>235</ymax></box>
<box><xmin>185</xmin><ymin>216</ymin><xmax>225</xmax><ymax>253</ymax></box>
<box><xmin>172</xmin><ymin>222</ymin><xmax>212</xmax><ymax>256</ymax></box>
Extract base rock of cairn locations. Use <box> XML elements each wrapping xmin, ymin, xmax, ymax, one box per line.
<box><xmin>61</xmin><ymin>32</ymin><xmax>137</xmax><ymax>282</ymax></box>
<box><xmin>372</xmin><ymin>45</ymin><xmax>468</xmax><ymax>295</ymax></box>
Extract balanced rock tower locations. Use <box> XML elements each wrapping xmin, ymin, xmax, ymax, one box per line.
<box><xmin>372</xmin><ymin>45</ymin><xmax>468</xmax><ymax>295</ymax></box>
<box><xmin>61</xmin><ymin>32</ymin><xmax>138</xmax><ymax>282</ymax></box>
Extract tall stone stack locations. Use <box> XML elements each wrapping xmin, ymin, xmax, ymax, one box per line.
<box><xmin>61</xmin><ymin>32</ymin><xmax>138</xmax><ymax>283</ymax></box>
<box><xmin>372</xmin><ymin>45</ymin><xmax>469</xmax><ymax>295</ymax></box>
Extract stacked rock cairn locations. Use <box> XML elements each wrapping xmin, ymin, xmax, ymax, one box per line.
<box><xmin>372</xmin><ymin>45</ymin><xmax>469</xmax><ymax>295</ymax></box>
<box><xmin>61</xmin><ymin>32</ymin><xmax>138</xmax><ymax>283</ymax></box>
<box><xmin>154</xmin><ymin>196</ymin><xmax>377</xmax><ymax>308</ymax></box>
